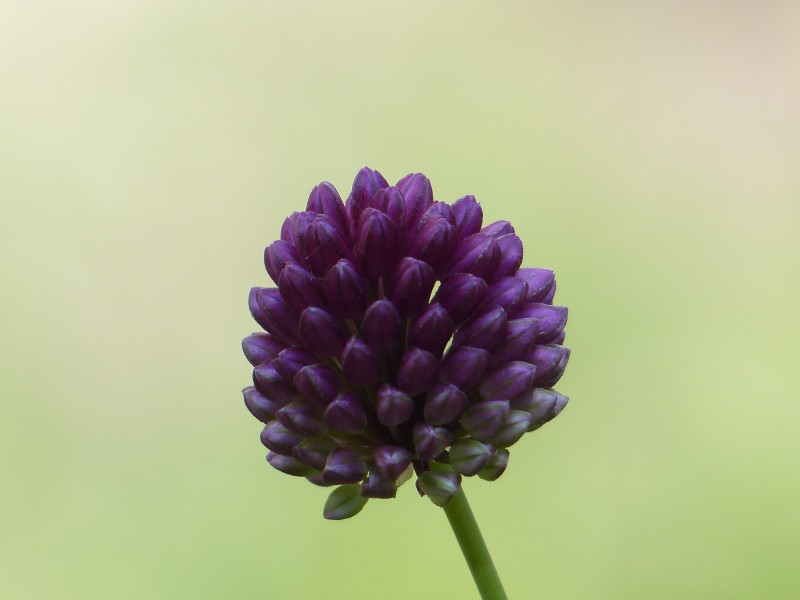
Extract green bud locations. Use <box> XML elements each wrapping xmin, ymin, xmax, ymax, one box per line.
<box><xmin>323</xmin><ymin>484</ymin><xmax>369</xmax><ymax>520</ymax></box>
<box><xmin>448</xmin><ymin>439</ymin><xmax>493</xmax><ymax>476</ymax></box>
<box><xmin>477</xmin><ymin>448</ymin><xmax>509</xmax><ymax>481</ymax></box>
<box><xmin>417</xmin><ymin>471</ymin><xmax>462</xmax><ymax>507</ymax></box>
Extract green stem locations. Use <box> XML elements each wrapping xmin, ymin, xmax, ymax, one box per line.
<box><xmin>443</xmin><ymin>486</ymin><xmax>508</xmax><ymax>599</ymax></box>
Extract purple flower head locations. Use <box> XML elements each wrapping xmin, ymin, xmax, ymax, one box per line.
<box><xmin>243</xmin><ymin>167</ymin><xmax>570</xmax><ymax>518</ymax></box>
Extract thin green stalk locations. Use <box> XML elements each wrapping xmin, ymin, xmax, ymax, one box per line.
<box><xmin>443</xmin><ymin>486</ymin><xmax>508</xmax><ymax>600</ymax></box>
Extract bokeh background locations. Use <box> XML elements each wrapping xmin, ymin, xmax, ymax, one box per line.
<box><xmin>2</xmin><ymin>1</ymin><xmax>799</xmax><ymax>598</ymax></box>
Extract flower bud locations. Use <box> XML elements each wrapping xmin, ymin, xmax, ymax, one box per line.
<box><xmin>242</xmin><ymin>333</ymin><xmax>285</xmax><ymax>366</ymax></box>
<box><xmin>303</xmin><ymin>215</ymin><xmax>352</xmax><ymax>275</ymax></box>
<box><xmin>482</xmin><ymin>277</ymin><xmax>528</xmax><ymax>313</ymax></box>
<box><xmin>347</xmin><ymin>166</ymin><xmax>388</xmax><ymax>224</ymax></box>
<box><xmin>355</xmin><ymin>208</ymin><xmax>400</xmax><ymax>278</ymax></box>
<box><xmin>368</xmin><ymin>186</ymin><xmax>405</xmax><ymax>229</ymax></box>
<box><xmin>525</xmin><ymin>344</ymin><xmax>570</xmax><ymax>387</ymax></box>
<box><xmin>306</xmin><ymin>181</ymin><xmax>348</xmax><ymax>237</ymax></box>
<box><xmin>397</xmin><ymin>347</ymin><xmax>439</xmax><ymax>396</ymax></box>
<box><xmin>292</xmin><ymin>437</ymin><xmax>335</xmax><ymax>471</ymax></box>
<box><xmin>389</xmin><ymin>258</ymin><xmax>436</xmax><ymax>317</ymax></box>
<box><xmin>260</xmin><ymin>420</ymin><xmax>304</xmax><ymax>455</ymax></box>
<box><xmin>413</xmin><ymin>423</ymin><xmax>453</xmax><ymax>460</ymax></box>
<box><xmin>448</xmin><ymin>439</ymin><xmax>494</xmax><ymax>476</ymax></box>
<box><xmin>476</xmin><ymin>448</ymin><xmax>509</xmax><ymax>481</ymax></box>
<box><xmin>373</xmin><ymin>445</ymin><xmax>413</xmax><ymax>480</ymax></box>
<box><xmin>324</xmin><ymin>392</ymin><xmax>368</xmax><ymax>434</ymax></box>
<box><xmin>252</xmin><ymin>361</ymin><xmax>300</xmax><ymax>405</ymax></box>
<box><xmin>433</xmin><ymin>273</ymin><xmax>487</xmax><ymax>324</ymax></box>
<box><xmin>478</xmin><ymin>361</ymin><xmax>538</xmax><ymax>400</ymax></box>
<box><xmin>423</xmin><ymin>383</ymin><xmax>468</xmax><ymax>426</ymax></box>
<box><xmin>452</xmin><ymin>307</ymin><xmax>508</xmax><ymax>351</ymax></box>
<box><xmin>323</xmin><ymin>484</ymin><xmax>368</xmax><ymax>520</ymax></box>
<box><xmin>528</xmin><ymin>391</ymin><xmax>569</xmax><ymax>430</ymax></box>
<box><xmin>513</xmin><ymin>303</ymin><xmax>568</xmax><ymax>344</ymax></box>
<box><xmin>445</xmin><ymin>233</ymin><xmax>500</xmax><ymax>280</ymax></box>
<box><xmin>322</xmin><ymin>259</ymin><xmax>368</xmax><ymax>319</ymax></box>
<box><xmin>451</xmin><ymin>195</ymin><xmax>483</xmax><ymax>239</ymax></box>
<box><xmin>299</xmin><ymin>307</ymin><xmax>348</xmax><ymax>357</ymax></box>
<box><xmin>516</xmin><ymin>268</ymin><xmax>555</xmax><ymax>303</ymax></box>
<box><xmin>492</xmin><ymin>234</ymin><xmax>524</xmax><ymax>280</ymax></box>
<box><xmin>396</xmin><ymin>172</ymin><xmax>434</xmax><ymax>229</ymax></box>
<box><xmin>322</xmin><ymin>448</ymin><xmax>368</xmax><ymax>485</ymax></box>
<box><xmin>264</xmin><ymin>240</ymin><xmax>299</xmax><ymax>284</ymax></box>
<box><xmin>361</xmin><ymin>299</ymin><xmax>401</xmax><ymax>350</ymax></box>
<box><xmin>293</xmin><ymin>363</ymin><xmax>340</xmax><ymax>406</ymax></box>
<box><xmin>341</xmin><ymin>336</ymin><xmax>382</xmax><ymax>386</ymax></box>
<box><xmin>376</xmin><ymin>384</ymin><xmax>415</xmax><ymax>427</ymax></box>
<box><xmin>243</xmin><ymin>386</ymin><xmax>282</xmax><ymax>423</ymax></box>
<box><xmin>484</xmin><ymin>410</ymin><xmax>532</xmax><ymax>448</ymax></box>
<box><xmin>409</xmin><ymin>303</ymin><xmax>454</xmax><ymax>357</ymax></box>
<box><xmin>267</xmin><ymin>452</ymin><xmax>318</xmax><ymax>477</ymax></box>
<box><xmin>410</xmin><ymin>216</ymin><xmax>457</xmax><ymax>272</ymax></box>
<box><xmin>491</xmin><ymin>318</ymin><xmax>538</xmax><ymax>364</ymax></box>
<box><xmin>438</xmin><ymin>346</ymin><xmax>490</xmax><ymax>391</ymax></box>
<box><xmin>481</xmin><ymin>220</ymin><xmax>515</xmax><ymax>238</ymax></box>
<box><xmin>254</xmin><ymin>288</ymin><xmax>300</xmax><ymax>344</ymax></box>
<box><xmin>275</xmin><ymin>401</ymin><xmax>327</xmax><ymax>437</ymax></box>
<box><xmin>417</xmin><ymin>470</ymin><xmax>461</xmax><ymax>507</ymax></box>
<box><xmin>461</xmin><ymin>400</ymin><xmax>511</xmax><ymax>440</ymax></box>
<box><xmin>272</xmin><ymin>346</ymin><xmax>317</xmax><ymax>380</ymax></box>
<box><xmin>360</xmin><ymin>470</ymin><xmax>397</xmax><ymax>499</ymax></box>
<box><xmin>281</xmin><ymin>211</ymin><xmax>315</xmax><ymax>249</ymax></box>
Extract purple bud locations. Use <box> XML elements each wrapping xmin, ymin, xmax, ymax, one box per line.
<box><xmin>264</xmin><ymin>240</ymin><xmax>300</xmax><ymax>284</ymax></box>
<box><xmin>361</xmin><ymin>299</ymin><xmax>402</xmax><ymax>350</ymax></box>
<box><xmin>306</xmin><ymin>181</ymin><xmax>349</xmax><ymax>236</ymax></box>
<box><xmin>275</xmin><ymin>401</ymin><xmax>327</xmax><ymax>437</ymax></box>
<box><xmin>253</xmin><ymin>361</ymin><xmax>300</xmax><ymax>405</ymax></box>
<box><xmin>409</xmin><ymin>303</ymin><xmax>454</xmax><ymax>357</ymax></box>
<box><xmin>293</xmin><ymin>363</ymin><xmax>340</xmax><ymax>406</ymax></box>
<box><xmin>516</xmin><ymin>268</ymin><xmax>555</xmax><ymax>303</ymax></box>
<box><xmin>540</xmin><ymin>282</ymin><xmax>556</xmax><ymax>304</ymax></box>
<box><xmin>510</xmin><ymin>387</ymin><xmax>555</xmax><ymax>412</ymax></box>
<box><xmin>324</xmin><ymin>392</ymin><xmax>368</xmax><ymax>434</ymax></box>
<box><xmin>413</xmin><ymin>423</ymin><xmax>453</xmax><ymax>460</ymax></box>
<box><xmin>410</xmin><ymin>216</ymin><xmax>457</xmax><ymax>271</ymax></box>
<box><xmin>484</xmin><ymin>410</ymin><xmax>532</xmax><ymax>448</ymax></box>
<box><xmin>451</xmin><ymin>195</ymin><xmax>483</xmax><ymax>239</ymax></box>
<box><xmin>298</xmin><ymin>307</ymin><xmax>348</xmax><ymax>357</ymax></box>
<box><xmin>347</xmin><ymin>166</ymin><xmax>389</xmax><ymax>224</ymax></box>
<box><xmin>341</xmin><ymin>337</ymin><xmax>382</xmax><ymax>386</ymax></box>
<box><xmin>242</xmin><ymin>333</ymin><xmax>285</xmax><ymax>366</ymax></box>
<box><xmin>512</xmin><ymin>303</ymin><xmax>568</xmax><ymax>343</ymax></box>
<box><xmin>482</xmin><ymin>277</ymin><xmax>528</xmax><ymax>313</ymax></box>
<box><xmin>461</xmin><ymin>400</ymin><xmax>511</xmax><ymax>440</ymax></box>
<box><xmin>322</xmin><ymin>259</ymin><xmax>368</xmax><ymax>319</ymax></box>
<box><xmin>360</xmin><ymin>470</ymin><xmax>397</xmax><ymax>499</ymax></box>
<box><xmin>374</xmin><ymin>445</ymin><xmax>413</xmax><ymax>480</ymax></box>
<box><xmin>303</xmin><ymin>215</ymin><xmax>353</xmax><ymax>275</ymax></box>
<box><xmin>423</xmin><ymin>383</ymin><xmax>468</xmax><ymax>425</ymax></box>
<box><xmin>396</xmin><ymin>173</ymin><xmax>434</xmax><ymax>228</ymax></box>
<box><xmin>453</xmin><ymin>307</ymin><xmax>508</xmax><ymax>351</ymax></box>
<box><xmin>477</xmin><ymin>448</ymin><xmax>509</xmax><ymax>481</ymax></box>
<box><xmin>491</xmin><ymin>318</ymin><xmax>538</xmax><ymax>364</ymax></box>
<box><xmin>323</xmin><ymin>484</ymin><xmax>368</xmax><ymax>520</ymax></box>
<box><xmin>322</xmin><ymin>448</ymin><xmax>368</xmax><ymax>485</ymax></box>
<box><xmin>267</xmin><ymin>452</ymin><xmax>318</xmax><ymax>477</ymax></box>
<box><xmin>433</xmin><ymin>273</ymin><xmax>488</xmax><ymax>325</ymax></box>
<box><xmin>438</xmin><ymin>346</ymin><xmax>490</xmax><ymax>391</ymax></box>
<box><xmin>292</xmin><ymin>438</ymin><xmax>335</xmax><ymax>471</ymax></box>
<box><xmin>355</xmin><ymin>208</ymin><xmax>400</xmax><ymax>279</ymax></box>
<box><xmin>448</xmin><ymin>439</ymin><xmax>494</xmax><ymax>476</ymax></box>
<box><xmin>286</xmin><ymin>211</ymin><xmax>316</xmax><ymax>255</ymax></box>
<box><xmin>254</xmin><ymin>288</ymin><xmax>300</xmax><ymax>344</ymax></box>
<box><xmin>272</xmin><ymin>346</ymin><xmax>317</xmax><ymax>380</ymax></box>
<box><xmin>243</xmin><ymin>386</ymin><xmax>282</xmax><ymax>423</ymax></box>
<box><xmin>260</xmin><ymin>420</ymin><xmax>304</xmax><ymax>455</ymax></box>
<box><xmin>525</xmin><ymin>345</ymin><xmax>570</xmax><ymax>387</ymax></box>
<box><xmin>528</xmin><ymin>390</ymin><xmax>569</xmax><ymax>430</ymax></box>
<box><xmin>368</xmin><ymin>186</ymin><xmax>405</xmax><ymax>228</ymax></box>
<box><xmin>389</xmin><ymin>257</ymin><xmax>436</xmax><ymax>316</ymax></box>
<box><xmin>417</xmin><ymin>470</ymin><xmax>461</xmax><ymax>507</ymax></box>
<box><xmin>481</xmin><ymin>220</ymin><xmax>515</xmax><ymax>238</ymax></box>
<box><xmin>376</xmin><ymin>384</ymin><xmax>415</xmax><ymax>427</ymax></box>
<box><xmin>445</xmin><ymin>233</ymin><xmax>500</xmax><ymax>279</ymax></box>
<box><xmin>492</xmin><ymin>234</ymin><xmax>524</xmax><ymax>280</ymax></box>
<box><xmin>478</xmin><ymin>361</ymin><xmax>538</xmax><ymax>400</ymax></box>
<box><xmin>397</xmin><ymin>347</ymin><xmax>439</xmax><ymax>396</ymax></box>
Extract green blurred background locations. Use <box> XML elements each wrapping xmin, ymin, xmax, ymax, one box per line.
<box><xmin>2</xmin><ymin>1</ymin><xmax>799</xmax><ymax>598</ymax></box>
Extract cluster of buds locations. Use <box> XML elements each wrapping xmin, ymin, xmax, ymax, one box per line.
<box><xmin>243</xmin><ymin>167</ymin><xmax>569</xmax><ymax>519</ymax></box>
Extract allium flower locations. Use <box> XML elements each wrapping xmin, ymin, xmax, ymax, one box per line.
<box><xmin>242</xmin><ymin>167</ymin><xmax>570</xmax><ymax>520</ymax></box>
